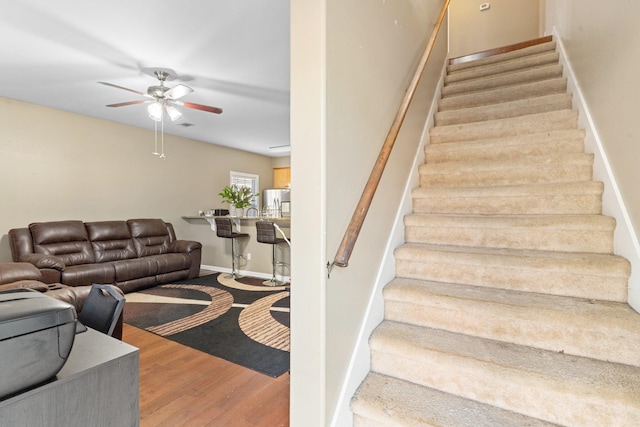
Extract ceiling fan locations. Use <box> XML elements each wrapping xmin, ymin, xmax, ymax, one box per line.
<box><xmin>98</xmin><ymin>70</ymin><xmax>223</xmax><ymax>122</ymax></box>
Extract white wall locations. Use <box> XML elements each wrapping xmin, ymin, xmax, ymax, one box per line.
<box><xmin>290</xmin><ymin>0</ymin><xmax>327</xmax><ymax>424</ymax></box>
<box><xmin>0</xmin><ymin>97</ymin><xmax>276</xmax><ymax>275</ymax></box>
<box><xmin>449</xmin><ymin>0</ymin><xmax>540</xmax><ymax>58</ymax></box>
<box><xmin>544</xmin><ymin>0</ymin><xmax>640</xmax><ymax>309</ymax></box>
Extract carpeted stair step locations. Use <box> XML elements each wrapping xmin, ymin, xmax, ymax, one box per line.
<box><xmin>419</xmin><ymin>152</ymin><xmax>593</xmax><ymax>188</ymax></box>
<box><xmin>441</xmin><ymin>63</ymin><xmax>563</xmax><ymax>98</ymax></box>
<box><xmin>404</xmin><ymin>213</ymin><xmax>615</xmax><ymax>253</ymax></box>
<box><xmin>369</xmin><ymin>321</ymin><xmax>640</xmax><ymax>426</ymax></box>
<box><xmin>445</xmin><ymin>50</ymin><xmax>560</xmax><ymax>85</ymax></box>
<box><xmin>425</xmin><ymin>129</ymin><xmax>585</xmax><ymax>164</ymax></box>
<box><xmin>351</xmin><ymin>372</ymin><xmax>559</xmax><ymax>427</ymax></box>
<box><xmin>438</xmin><ymin>78</ymin><xmax>567</xmax><ymax>112</ymax></box>
<box><xmin>383</xmin><ymin>278</ymin><xmax>640</xmax><ymax>365</ymax></box>
<box><xmin>429</xmin><ymin>109</ymin><xmax>578</xmax><ymax>144</ymax></box>
<box><xmin>355</xmin><ymin>36</ymin><xmax>640</xmax><ymax>426</ymax></box>
<box><xmin>394</xmin><ymin>244</ymin><xmax>629</xmax><ymax>302</ymax></box>
<box><xmin>447</xmin><ymin>40</ymin><xmax>557</xmax><ymax>74</ymax></box>
<box><xmin>434</xmin><ymin>93</ymin><xmax>573</xmax><ymax>126</ymax></box>
<box><xmin>411</xmin><ymin>181</ymin><xmax>603</xmax><ymax>215</ymax></box>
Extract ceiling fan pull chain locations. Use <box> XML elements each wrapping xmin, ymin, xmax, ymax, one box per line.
<box><xmin>153</xmin><ymin>119</ymin><xmax>159</xmax><ymax>156</ymax></box>
<box><xmin>159</xmin><ymin>112</ymin><xmax>166</xmax><ymax>159</ymax></box>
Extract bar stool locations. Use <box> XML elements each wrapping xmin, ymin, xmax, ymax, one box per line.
<box><xmin>256</xmin><ymin>220</ymin><xmax>289</xmax><ymax>286</ymax></box>
<box><xmin>215</xmin><ymin>217</ymin><xmax>249</xmax><ymax>279</ymax></box>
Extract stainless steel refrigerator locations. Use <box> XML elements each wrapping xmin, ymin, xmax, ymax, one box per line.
<box><xmin>262</xmin><ymin>188</ymin><xmax>290</xmax><ymax>217</ymax></box>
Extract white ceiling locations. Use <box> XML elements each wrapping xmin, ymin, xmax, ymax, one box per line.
<box><xmin>0</xmin><ymin>0</ymin><xmax>290</xmax><ymax>157</ymax></box>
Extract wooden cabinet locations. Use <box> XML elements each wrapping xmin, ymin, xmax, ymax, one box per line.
<box><xmin>273</xmin><ymin>167</ymin><xmax>290</xmax><ymax>189</ymax></box>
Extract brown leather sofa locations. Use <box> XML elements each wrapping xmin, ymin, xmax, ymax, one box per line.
<box><xmin>8</xmin><ymin>218</ymin><xmax>201</xmax><ymax>293</ymax></box>
<box><xmin>0</xmin><ymin>262</ymin><xmax>124</xmax><ymax>339</ymax></box>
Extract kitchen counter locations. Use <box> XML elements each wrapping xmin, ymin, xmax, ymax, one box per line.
<box><xmin>182</xmin><ymin>215</ymin><xmax>290</xmax><ymax>231</ymax></box>
<box><xmin>181</xmin><ymin>215</ymin><xmax>290</xmax><ymax>279</ymax></box>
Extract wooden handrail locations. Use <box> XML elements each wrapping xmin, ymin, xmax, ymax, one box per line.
<box><xmin>329</xmin><ymin>0</ymin><xmax>451</xmax><ymax>274</ymax></box>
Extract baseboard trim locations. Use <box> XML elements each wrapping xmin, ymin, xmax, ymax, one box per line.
<box><xmin>200</xmin><ymin>264</ymin><xmax>288</xmax><ymax>283</ymax></box>
<box><xmin>554</xmin><ymin>27</ymin><xmax>640</xmax><ymax>313</ymax></box>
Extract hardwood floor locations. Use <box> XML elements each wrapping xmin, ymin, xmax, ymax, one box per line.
<box><xmin>123</xmin><ymin>324</ymin><xmax>290</xmax><ymax>426</ymax></box>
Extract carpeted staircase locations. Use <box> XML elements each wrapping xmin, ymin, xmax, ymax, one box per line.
<box><xmin>350</xmin><ymin>38</ymin><xmax>640</xmax><ymax>426</ymax></box>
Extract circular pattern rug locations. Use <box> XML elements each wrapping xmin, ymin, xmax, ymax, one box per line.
<box><xmin>123</xmin><ymin>273</ymin><xmax>290</xmax><ymax>377</ymax></box>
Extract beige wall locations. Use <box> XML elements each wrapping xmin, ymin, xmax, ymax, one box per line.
<box><xmin>449</xmin><ymin>0</ymin><xmax>540</xmax><ymax>58</ymax></box>
<box><xmin>0</xmin><ymin>96</ymin><xmax>277</xmax><ymax>275</ymax></box>
<box><xmin>271</xmin><ymin>156</ymin><xmax>290</xmax><ymax>168</ymax></box>
<box><xmin>291</xmin><ymin>0</ymin><xmax>447</xmax><ymax>424</ymax></box>
<box><xmin>326</xmin><ymin>0</ymin><xmax>447</xmax><ymax>422</ymax></box>
<box><xmin>544</xmin><ymin>0</ymin><xmax>640</xmax><ymax>306</ymax></box>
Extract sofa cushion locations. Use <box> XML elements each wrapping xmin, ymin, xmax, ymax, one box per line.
<box><xmin>127</xmin><ymin>219</ymin><xmax>171</xmax><ymax>257</ymax></box>
<box><xmin>156</xmin><ymin>270</ymin><xmax>191</xmax><ymax>286</ymax></box>
<box><xmin>147</xmin><ymin>253</ymin><xmax>192</xmax><ymax>274</ymax></box>
<box><xmin>86</xmin><ymin>221</ymin><xmax>137</xmax><ymax>263</ymax></box>
<box><xmin>116</xmin><ymin>276</ymin><xmax>158</xmax><ymax>294</ymax></box>
<box><xmin>30</xmin><ymin>221</ymin><xmax>95</xmax><ymax>266</ymax></box>
<box><xmin>113</xmin><ymin>257</ymin><xmax>159</xmax><ymax>282</ymax></box>
<box><xmin>61</xmin><ymin>263</ymin><xmax>116</xmax><ymax>287</ymax></box>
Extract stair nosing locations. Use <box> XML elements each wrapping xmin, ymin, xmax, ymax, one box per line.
<box><xmin>412</xmin><ymin>180</ymin><xmax>603</xmax><ymax>195</ymax></box>
<box><xmin>445</xmin><ymin>51</ymin><xmax>561</xmax><ymax>85</ymax></box>
<box><xmin>371</xmin><ymin>320</ymin><xmax>640</xmax><ymax>398</ymax></box>
<box><xmin>438</xmin><ymin>78</ymin><xmax>568</xmax><ymax>112</ymax></box>
<box><xmin>403</xmin><ymin>213</ymin><xmax>615</xmax><ymax>231</ymax></box>
<box><xmin>419</xmin><ymin>152</ymin><xmax>593</xmax><ymax>174</ymax></box>
<box><xmin>442</xmin><ymin>63</ymin><xmax>564</xmax><ymax>97</ymax></box>
<box><xmin>426</xmin><ymin>129</ymin><xmax>585</xmax><ymax>153</ymax></box>
<box><xmin>394</xmin><ymin>242</ymin><xmax>630</xmax><ymax>275</ymax></box>
<box><xmin>434</xmin><ymin>93</ymin><xmax>573</xmax><ymax>126</ymax></box>
<box><xmin>352</xmin><ymin>372</ymin><xmax>561</xmax><ymax>427</ymax></box>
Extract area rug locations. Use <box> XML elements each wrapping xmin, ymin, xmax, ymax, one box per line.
<box><xmin>123</xmin><ymin>273</ymin><xmax>290</xmax><ymax>377</ymax></box>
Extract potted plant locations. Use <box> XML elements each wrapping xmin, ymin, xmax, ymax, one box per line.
<box><xmin>218</xmin><ymin>184</ymin><xmax>256</xmax><ymax>217</ymax></box>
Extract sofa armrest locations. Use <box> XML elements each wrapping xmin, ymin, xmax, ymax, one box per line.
<box><xmin>169</xmin><ymin>240</ymin><xmax>202</xmax><ymax>254</ymax></box>
<box><xmin>0</xmin><ymin>262</ymin><xmax>43</xmax><ymax>285</ymax></box>
<box><xmin>0</xmin><ymin>279</ymin><xmax>49</xmax><ymax>292</ymax></box>
<box><xmin>18</xmin><ymin>254</ymin><xmax>66</xmax><ymax>271</ymax></box>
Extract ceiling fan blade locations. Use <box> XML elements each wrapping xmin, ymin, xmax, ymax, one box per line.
<box><xmin>178</xmin><ymin>101</ymin><xmax>223</xmax><ymax>114</ymax></box>
<box><xmin>98</xmin><ymin>81</ymin><xmax>145</xmax><ymax>96</ymax></box>
<box><xmin>106</xmin><ymin>100</ymin><xmax>146</xmax><ymax>108</ymax></box>
<box><xmin>165</xmin><ymin>84</ymin><xmax>194</xmax><ymax>100</ymax></box>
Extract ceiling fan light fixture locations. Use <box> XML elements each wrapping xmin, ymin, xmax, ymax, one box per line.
<box><xmin>165</xmin><ymin>84</ymin><xmax>194</xmax><ymax>100</ymax></box>
<box><xmin>147</xmin><ymin>102</ymin><xmax>163</xmax><ymax>121</ymax></box>
<box><xmin>165</xmin><ymin>104</ymin><xmax>182</xmax><ymax>121</ymax></box>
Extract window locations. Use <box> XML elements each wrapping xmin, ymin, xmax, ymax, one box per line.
<box><xmin>230</xmin><ymin>171</ymin><xmax>260</xmax><ymax>209</ymax></box>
